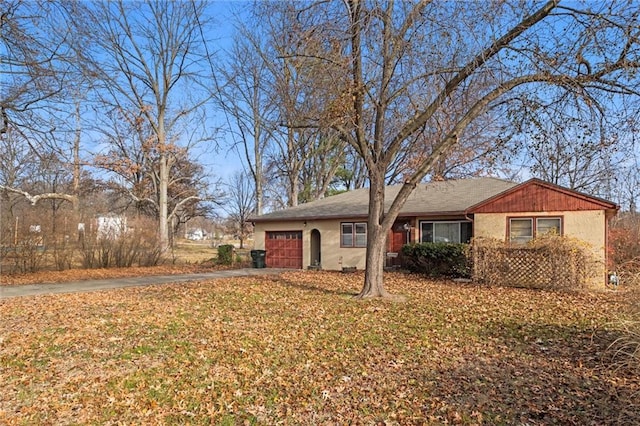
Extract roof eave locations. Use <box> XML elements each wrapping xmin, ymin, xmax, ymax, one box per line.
<box><xmin>252</xmin><ymin>213</ymin><xmax>370</xmax><ymax>223</ymax></box>
<box><xmin>252</xmin><ymin>210</ymin><xmax>471</xmax><ymax>223</ymax></box>
<box><xmin>399</xmin><ymin>210</ymin><xmax>468</xmax><ymax>218</ymax></box>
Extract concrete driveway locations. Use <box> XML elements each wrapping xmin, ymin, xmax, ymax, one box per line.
<box><xmin>0</xmin><ymin>268</ymin><xmax>287</xmax><ymax>299</ymax></box>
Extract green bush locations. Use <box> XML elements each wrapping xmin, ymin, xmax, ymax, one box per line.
<box><xmin>217</xmin><ymin>244</ymin><xmax>235</xmax><ymax>265</ymax></box>
<box><xmin>402</xmin><ymin>242</ymin><xmax>470</xmax><ymax>278</ymax></box>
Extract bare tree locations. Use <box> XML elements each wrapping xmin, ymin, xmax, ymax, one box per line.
<box><xmin>391</xmin><ymin>109</ymin><xmax>518</xmax><ymax>182</ymax></box>
<box><xmin>332</xmin><ymin>149</ymin><xmax>368</xmax><ymax>192</ymax></box>
<box><xmin>223</xmin><ymin>172</ymin><xmax>256</xmax><ymax>249</ymax></box>
<box><xmin>0</xmin><ymin>0</ymin><xmax>87</xmax><ymax>210</ymax></box>
<box><xmin>0</xmin><ymin>0</ymin><xmax>71</xmax><ymax>134</ymax></box>
<box><xmin>297</xmin><ymin>129</ymin><xmax>349</xmax><ymax>203</ymax></box>
<box><xmin>226</xmin><ymin>1</ymin><xmax>355</xmax><ymax>209</ymax></box>
<box><xmin>280</xmin><ymin>0</ymin><xmax>640</xmax><ymax>298</ymax></box>
<box><xmin>80</xmin><ymin>0</ymin><xmax>217</xmax><ymax>252</ymax></box>
<box><xmin>265</xmin><ymin>127</ymin><xmax>336</xmax><ymax>207</ymax></box>
<box><xmin>0</xmin><ymin>127</ymin><xmax>40</xmax><ymax>238</ymax></box>
<box><xmin>93</xmin><ymin>106</ymin><xmax>218</xmax><ymax>243</ymax></box>
<box><xmin>611</xmin><ymin>138</ymin><xmax>640</xmax><ymax>213</ymax></box>
<box><xmin>215</xmin><ymin>23</ymin><xmax>277</xmax><ymax>215</ymax></box>
<box><xmin>526</xmin><ymin>123</ymin><xmax>617</xmax><ymax>194</ymax></box>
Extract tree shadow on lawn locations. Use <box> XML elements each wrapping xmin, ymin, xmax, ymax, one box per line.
<box><xmin>423</xmin><ymin>322</ymin><xmax>640</xmax><ymax>425</ymax></box>
<box><xmin>264</xmin><ymin>275</ymin><xmax>358</xmax><ymax>298</ymax></box>
<box><xmin>270</xmin><ymin>271</ymin><xmax>413</xmax><ymax>301</ymax></box>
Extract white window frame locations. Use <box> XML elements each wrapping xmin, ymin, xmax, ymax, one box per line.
<box><xmin>509</xmin><ymin>216</ymin><xmax>562</xmax><ymax>243</ymax></box>
<box><xmin>536</xmin><ymin>217</ymin><xmax>562</xmax><ymax>236</ymax></box>
<box><xmin>341</xmin><ymin>222</ymin><xmax>367</xmax><ymax>248</ymax></box>
<box><xmin>509</xmin><ymin>218</ymin><xmax>534</xmax><ymax>244</ymax></box>
<box><xmin>419</xmin><ymin>221</ymin><xmax>472</xmax><ymax>244</ymax></box>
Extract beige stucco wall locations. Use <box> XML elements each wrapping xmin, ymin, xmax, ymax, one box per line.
<box><xmin>474</xmin><ymin>210</ymin><xmax>607</xmax><ymax>287</ymax></box>
<box><xmin>253</xmin><ymin>219</ymin><xmax>367</xmax><ymax>270</ymax></box>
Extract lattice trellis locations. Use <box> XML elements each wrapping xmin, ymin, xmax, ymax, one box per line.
<box><xmin>472</xmin><ymin>244</ymin><xmax>587</xmax><ymax>290</ymax></box>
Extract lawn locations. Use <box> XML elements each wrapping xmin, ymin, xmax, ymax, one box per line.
<box><xmin>1</xmin><ymin>271</ymin><xmax>638</xmax><ymax>425</ymax></box>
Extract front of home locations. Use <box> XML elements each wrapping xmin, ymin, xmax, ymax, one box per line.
<box><xmin>251</xmin><ymin>178</ymin><xmax>618</xmax><ymax>286</ymax></box>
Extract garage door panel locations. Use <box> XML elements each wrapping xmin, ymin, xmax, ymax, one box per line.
<box><xmin>265</xmin><ymin>231</ymin><xmax>303</xmax><ymax>269</ymax></box>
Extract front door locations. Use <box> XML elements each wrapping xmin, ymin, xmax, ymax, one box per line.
<box><xmin>388</xmin><ymin>220</ymin><xmax>412</xmax><ymax>267</ymax></box>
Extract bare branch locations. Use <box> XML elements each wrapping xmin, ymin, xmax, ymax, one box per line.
<box><xmin>0</xmin><ymin>185</ymin><xmax>78</xmax><ymax>208</ymax></box>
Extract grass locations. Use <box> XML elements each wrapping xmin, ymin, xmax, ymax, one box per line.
<box><xmin>172</xmin><ymin>240</ymin><xmax>253</xmax><ymax>264</ymax></box>
<box><xmin>1</xmin><ymin>270</ymin><xmax>639</xmax><ymax>424</ymax></box>
<box><xmin>171</xmin><ymin>240</ymin><xmax>220</xmax><ymax>263</ymax></box>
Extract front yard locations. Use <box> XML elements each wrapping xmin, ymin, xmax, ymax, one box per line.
<box><xmin>1</xmin><ymin>271</ymin><xmax>638</xmax><ymax>424</ymax></box>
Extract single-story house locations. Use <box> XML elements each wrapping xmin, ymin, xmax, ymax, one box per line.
<box><xmin>251</xmin><ymin>178</ymin><xmax>618</xmax><ymax>285</ymax></box>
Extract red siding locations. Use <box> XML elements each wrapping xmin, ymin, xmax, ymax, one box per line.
<box><xmin>469</xmin><ymin>181</ymin><xmax>615</xmax><ymax>214</ymax></box>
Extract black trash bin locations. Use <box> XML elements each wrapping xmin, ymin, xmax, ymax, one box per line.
<box><xmin>250</xmin><ymin>249</ymin><xmax>267</xmax><ymax>268</ymax></box>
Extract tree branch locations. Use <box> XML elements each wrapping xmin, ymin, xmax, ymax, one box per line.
<box><xmin>387</xmin><ymin>0</ymin><xmax>559</xmax><ymax>160</ymax></box>
<box><xmin>0</xmin><ymin>185</ymin><xmax>78</xmax><ymax>208</ymax></box>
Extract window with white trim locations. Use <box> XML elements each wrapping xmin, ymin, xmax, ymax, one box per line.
<box><xmin>420</xmin><ymin>221</ymin><xmax>472</xmax><ymax>244</ymax></box>
<box><xmin>537</xmin><ymin>218</ymin><xmax>562</xmax><ymax>236</ymax></box>
<box><xmin>509</xmin><ymin>217</ymin><xmax>561</xmax><ymax>243</ymax></box>
<box><xmin>341</xmin><ymin>222</ymin><xmax>367</xmax><ymax>247</ymax></box>
<box><xmin>509</xmin><ymin>218</ymin><xmax>533</xmax><ymax>244</ymax></box>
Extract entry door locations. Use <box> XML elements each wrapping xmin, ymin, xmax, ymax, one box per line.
<box><xmin>265</xmin><ymin>231</ymin><xmax>303</xmax><ymax>269</ymax></box>
<box><xmin>388</xmin><ymin>221</ymin><xmax>411</xmax><ymax>267</ymax></box>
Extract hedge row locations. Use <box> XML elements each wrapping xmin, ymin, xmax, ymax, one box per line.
<box><xmin>401</xmin><ymin>242</ymin><xmax>470</xmax><ymax>278</ymax></box>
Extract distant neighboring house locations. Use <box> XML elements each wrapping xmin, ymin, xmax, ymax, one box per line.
<box><xmin>251</xmin><ymin>178</ymin><xmax>618</xmax><ymax>286</ymax></box>
<box><xmin>96</xmin><ymin>215</ymin><xmax>127</xmax><ymax>240</ymax></box>
<box><xmin>186</xmin><ymin>228</ymin><xmax>205</xmax><ymax>241</ymax></box>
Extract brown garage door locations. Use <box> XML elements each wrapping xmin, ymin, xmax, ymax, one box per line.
<box><xmin>265</xmin><ymin>231</ymin><xmax>303</xmax><ymax>269</ymax></box>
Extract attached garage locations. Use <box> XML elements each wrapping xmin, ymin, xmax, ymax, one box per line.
<box><xmin>265</xmin><ymin>231</ymin><xmax>303</xmax><ymax>269</ymax></box>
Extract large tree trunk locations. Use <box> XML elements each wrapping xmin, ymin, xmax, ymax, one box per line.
<box><xmin>73</xmin><ymin>102</ymin><xmax>81</xmax><ymax>203</ymax></box>
<box><xmin>254</xmin><ymin>132</ymin><xmax>263</xmax><ymax>215</ymax></box>
<box><xmin>357</xmin><ymin>171</ymin><xmax>391</xmax><ymax>299</ymax></box>
<box><xmin>358</xmin><ymin>222</ymin><xmax>389</xmax><ymax>298</ymax></box>
<box><xmin>158</xmin><ymin>153</ymin><xmax>169</xmax><ymax>252</ymax></box>
<box><xmin>286</xmin><ymin>128</ymin><xmax>300</xmax><ymax>207</ymax></box>
<box><xmin>158</xmin><ymin>108</ymin><xmax>169</xmax><ymax>253</ymax></box>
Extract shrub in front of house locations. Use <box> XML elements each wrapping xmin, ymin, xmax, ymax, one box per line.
<box><xmin>217</xmin><ymin>244</ymin><xmax>235</xmax><ymax>265</ymax></box>
<box><xmin>402</xmin><ymin>242</ymin><xmax>471</xmax><ymax>278</ymax></box>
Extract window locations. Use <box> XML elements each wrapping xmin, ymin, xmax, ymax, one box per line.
<box><xmin>268</xmin><ymin>231</ymin><xmax>301</xmax><ymax>240</ymax></box>
<box><xmin>509</xmin><ymin>217</ymin><xmax>561</xmax><ymax>243</ymax></box>
<box><xmin>341</xmin><ymin>222</ymin><xmax>367</xmax><ymax>247</ymax></box>
<box><xmin>420</xmin><ymin>221</ymin><xmax>472</xmax><ymax>244</ymax></box>
<box><xmin>509</xmin><ymin>218</ymin><xmax>533</xmax><ymax>244</ymax></box>
<box><xmin>537</xmin><ymin>218</ymin><xmax>561</xmax><ymax>236</ymax></box>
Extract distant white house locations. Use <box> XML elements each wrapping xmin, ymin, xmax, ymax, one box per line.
<box><xmin>186</xmin><ymin>228</ymin><xmax>205</xmax><ymax>241</ymax></box>
<box><xmin>96</xmin><ymin>215</ymin><xmax>127</xmax><ymax>240</ymax></box>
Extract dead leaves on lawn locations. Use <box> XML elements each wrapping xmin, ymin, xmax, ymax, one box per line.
<box><xmin>0</xmin><ymin>264</ymin><xmax>221</xmax><ymax>286</ymax></box>
<box><xmin>1</xmin><ymin>271</ymin><xmax>639</xmax><ymax>425</ymax></box>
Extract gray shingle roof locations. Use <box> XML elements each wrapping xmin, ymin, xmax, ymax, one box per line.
<box><xmin>253</xmin><ymin>177</ymin><xmax>518</xmax><ymax>222</ymax></box>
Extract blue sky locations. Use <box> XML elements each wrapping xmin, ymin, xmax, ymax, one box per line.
<box><xmin>200</xmin><ymin>1</ymin><xmax>246</xmax><ymax>181</ymax></box>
